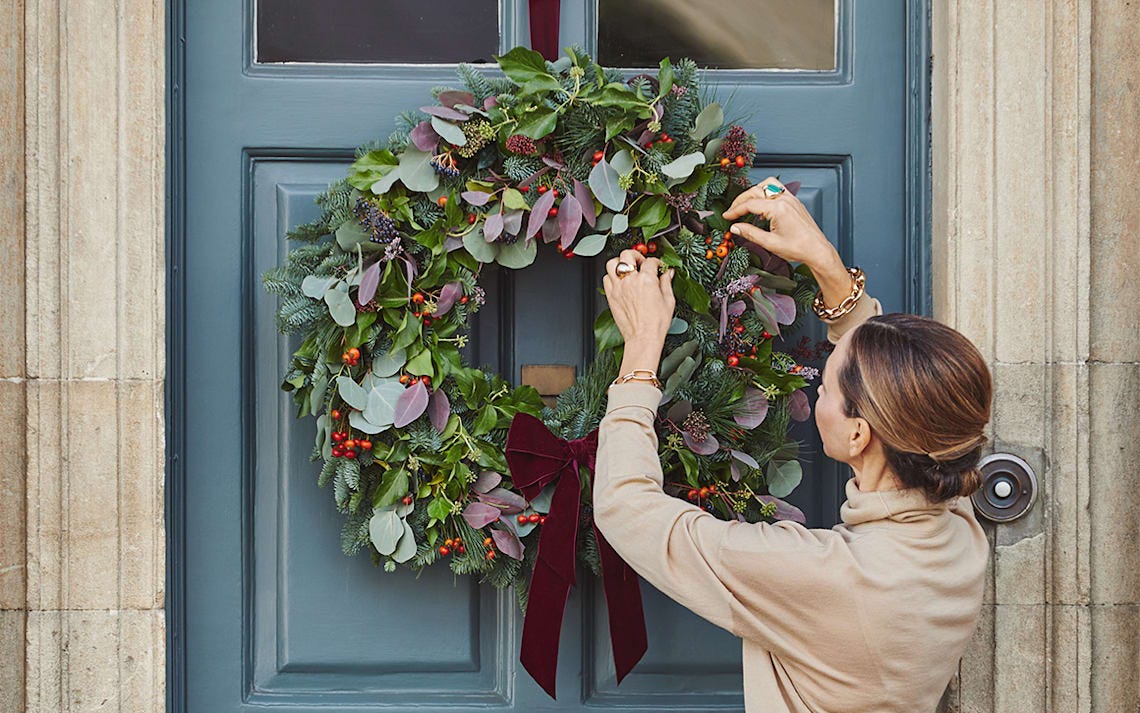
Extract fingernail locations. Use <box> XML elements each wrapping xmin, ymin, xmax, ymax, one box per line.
<box><xmin>729</xmin><ymin>225</ymin><xmax>741</xmax><ymax>235</ymax></box>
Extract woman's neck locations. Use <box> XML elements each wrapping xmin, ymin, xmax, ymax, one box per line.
<box><xmin>849</xmin><ymin>448</ymin><xmax>904</xmax><ymax>492</ymax></box>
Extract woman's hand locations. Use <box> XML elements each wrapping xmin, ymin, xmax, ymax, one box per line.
<box><xmin>721</xmin><ymin>177</ymin><xmax>854</xmax><ymax>310</ymax></box>
<box><xmin>602</xmin><ymin>249</ymin><xmax>676</xmax><ymax>375</ymax></box>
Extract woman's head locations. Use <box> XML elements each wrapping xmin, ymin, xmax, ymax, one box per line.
<box><xmin>814</xmin><ymin>313</ymin><xmax>992</xmax><ymax>502</ymax></box>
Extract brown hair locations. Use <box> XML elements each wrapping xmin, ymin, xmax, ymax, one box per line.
<box><xmin>837</xmin><ymin>313</ymin><xmax>992</xmax><ymax>502</ymax></box>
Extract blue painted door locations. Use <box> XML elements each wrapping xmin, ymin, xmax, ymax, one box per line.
<box><xmin>173</xmin><ymin>1</ymin><xmax>923</xmax><ymax>710</ymax></box>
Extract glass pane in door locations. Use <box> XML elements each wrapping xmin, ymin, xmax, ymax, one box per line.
<box><xmin>598</xmin><ymin>0</ymin><xmax>836</xmax><ymax>70</ymax></box>
<box><xmin>256</xmin><ymin>0</ymin><xmax>500</xmax><ymax>64</ymax></box>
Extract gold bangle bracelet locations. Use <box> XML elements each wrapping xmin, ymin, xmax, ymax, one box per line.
<box><xmin>811</xmin><ymin>266</ymin><xmax>866</xmax><ymax>321</ymax></box>
<box><xmin>610</xmin><ymin>369</ymin><xmax>663</xmax><ymax>389</ymax></box>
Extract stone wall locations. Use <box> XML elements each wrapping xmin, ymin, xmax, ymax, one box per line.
<box><xmin>0</xmin><ymin>0</ymin><xmax>1135</xmax><ymax>711</ymax></box>
<box><xmin>932</xmin><ymin>0</ymin><xmax>1140</xmax><ymax>710</ymax></box>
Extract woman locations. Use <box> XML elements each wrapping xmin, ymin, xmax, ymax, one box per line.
<box><xmin>594</xmin><ymin>177</ymin><xmax>991</xmax><ymax>713</ymax></box>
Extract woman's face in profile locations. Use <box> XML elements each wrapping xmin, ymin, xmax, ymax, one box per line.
<box><xmin>814</xmin><ymin>331</ymin><xmax>855</xmax><ymax>463</ymax></box>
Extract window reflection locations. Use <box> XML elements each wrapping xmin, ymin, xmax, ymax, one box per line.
<box><xmin>598</xmin><ymin>0</ymin><xmax>836</xmax><ymax>70</ymax></box>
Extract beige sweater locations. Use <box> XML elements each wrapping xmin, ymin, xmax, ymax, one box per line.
<box><xmin>593</xmin><ymin>295</ymin><xmax>990</xmax><ymax>713</ymax></box>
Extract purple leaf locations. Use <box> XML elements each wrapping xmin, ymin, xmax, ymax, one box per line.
<box><xmin>492</xmin><ymin>526</ymin><xmax>525</xmax><ymax>560</ymax></box>
<box><xmin>637</xmin><ymin>129</ymin><xmax>654</xmax><ymax>147</ymax></box>
<box><xmin>696</xmin><ymin>209</ymin><xmax>714</xmax><ymax>219</ymax></box>
<box><xmin>527</xmin><ymin>189</ymin><xmax>557</xmax><ymax>238</ymax></box>
<box><xmin>357</xmin><ymin>261</ymin><xmax>381</xmax><ymax>305</ymax></box>
<box><xmin>719</xmin><ymin>298</ymin><xmax>728</xmax><ymax>339</ymax></box>
<box><xmin>541</xmin><ymin>155</ymin><xmax>565</xmax><ymax>170</ymax></box>
<box><xmin>683</xmin><ymin>431</ymin><xmax>720</xmax><ymax>455</ymax></box>
<box><xmin>443</xmin><ymin>236</ymin><xmax>464</xmax><ymax>252</ymax></box>
<box><xmin>435</xmin><ymin>281</ymin><xmax>463</xmax><ymax>315</ymax></box>
<box><xmin>478</xmin><ymin>487</ymin><xmax>527</xmax><ymax>513</ymax></box>
<box><xmin>483</xmin><ymin>211</ymin><xmax>504</xmax><ymax>242</ymax></box>
<box><xmin>541</xmin><ymin>216</ymin><xmax>561</xmax><ymax>244</ymax></box>
<box><xmin>651</xmin><ymin>103</ymin><xmax>664</xmax><ymax>122</ymax></box>
<box><xmin>483</xmin><ymin>95</ymin><xmax>498</xmax><ymax>111</ymax></box>
<box><xmin>728</xmin><ymin>300</ymin><xmax>747</xmax><ymax>317</ymax></box>
<box><xmin>730</xmin><ymin>449</ymin><xmax>760</xmax><ymax>470</ymax></box>
<box><xmin>784</xmin><ymin>180</ymin><xmax>802</xmax><ymax>196</ymax></box>
<box><xmin>393</xmin><ymin>379</ymin><xmax>429</xmax><ymax>428</ymax></box>
<box><xmin>734</xmin><ymin>387</ymin><xmax>769</xmax><ymax>429</ymax></box>
<box><xmin>401</xmin><ymin>255</ymin><xmax>418</xmax><ymax>300</ymax></box>
<box><xmin>420</xmin><ymin>105</ymin><xmax>469</xmax><ymax>121</ymax></box>
<box><xmin>519</xmin><ymin>166</ymin><xmax>550</xmax><ymax>188</ymax></box>
<box><xmin>573</xmin><ymin>179</ymin><xmax>596</xmax><ymax>227</ymax></box>
<box><xmin>427</xmin><ymin>387</ymin><xmax>451</xmax><ymax>432</ymax></box>
<box><xmin>438</xmin><ymin>90</ymin><xmax>475</xmax><ymax>108</ymax></box>
<box><xmin>461</xmin><ymin>190</ymin><xmax>493</xmax><ymax>206</ymax></box>
<box><xmin>730</xmin><ymin>460</ymin><xmax>742</xmax><ymax>482</ymax></box>
<box><xmin>502</xmin><ymin>209</ymin><xmax>524</xmax><ymax>236</ymax></box>
<box><xmin>788</xmin><ymin>389</ymin><xmax>811</xmax><ymax>422</ymax></box>
<box><xmin>769</xmin><ymin>293</ymin><xmax>797</xmax><ymax>325</ymax></box>
<box><xmin>463</xmin><ymin>502</ymin><xmax>501</xmax><ymax>529</ymax></box>
<box><xmin>473</xmin><ymin>471</ymin><xmax>502</xmax><ymax>494</ymax></box>
<box><xmin>557</xmin><ymin>194</ymin><xmax>583</xmax><ymax>250</ymax></box>
<box><xmin>665</xmin><ymin>399</ymin><xmax>692</xmax><ymax>423</ymax></box>
<box><xmin>410</xmin><ymin>121</ymin><xmax>440</xmax><ymax>151</ymax></box>
<box><xmin>756</xmin><ymin>495</ymin><xmax>807</xmax><ymax>524</ymax></box>
<box><xmin>749</xmin><ymin>292</ymin><xmax>781</xmax><ymax>337</ymax></box>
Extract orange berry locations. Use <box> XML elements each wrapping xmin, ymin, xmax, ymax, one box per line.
<box><xmin>412</xmin><ymin>292</ymin><xmax>425</xmax><ymax>304</ymax></box>
<box><xmin>439</xmin><ymin>546</ymin><xmax>451</xmax><ymax>556</ymax></box>
<box><xmin>399</xmin><ymin>374</ymin><xmax>410</xmax><ymax>384</ymax></box>
<box><xmin>634</xmin><ymin>243</ymin><xmax>648</xmax><ymax>255</ymax></box>
<box><xmin>715</xmin><ymin>244</ymin><xmax>728</xmax><ymax>258</ymax></box>
<box><xmin>347</xmin><ymin>347</ymin><xmax>360</xmax><ymax>360</ymax></box>
<box><xmin>437</xmin><ymin>195</ymin><xmax>448</xmax><ymax>206</ymax></box>
<box><xmin>720</xmin><ymin>157</ymin><xmax>731</xmax><ymax>167</ymax></box>
<box><xmin>483</xmin><ymin>537</ymin><xmax>494</xmax><ymax>546</ymax></box>
<box><xmin>705</xmin><ymin>249</ymin><xmax>714</xmax><ymax>259</ymax></box>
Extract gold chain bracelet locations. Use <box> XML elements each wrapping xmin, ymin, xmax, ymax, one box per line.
<box><xmin>811</xmin><ymin>266</ymin><xmax>866</xmax><ymax>321</ymax></box>
<box><xmin>610</xmin><ymin>369</ymin><xmax>663</xmax><ymax>389</ymax></box>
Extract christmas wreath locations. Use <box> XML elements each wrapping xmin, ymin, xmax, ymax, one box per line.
<box><xmin>261</xmin><ymin>46</ymin><xmax>826</xmax><ymax>689</ymax></box>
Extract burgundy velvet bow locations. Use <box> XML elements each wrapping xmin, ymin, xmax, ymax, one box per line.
<box><xmin>528</xmin><ymin>0</ymin><xmax>561</xmax><ymax>61</ymax></box>
<box><xmin>505</xmin><ymin>411</ymin><xmax>648</xmax><ymax>699</ymax></box>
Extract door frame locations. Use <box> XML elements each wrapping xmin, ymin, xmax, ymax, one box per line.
<box><xmin>163</xmin><ymin>1</ymin><xmax>933</xmax><ymax>709</ymax></box>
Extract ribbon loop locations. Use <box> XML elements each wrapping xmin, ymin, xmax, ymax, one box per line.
<box><xmin>505</xmin><ymin>412</ymin><xmax>647</xmax><ymax>699</ymax></box>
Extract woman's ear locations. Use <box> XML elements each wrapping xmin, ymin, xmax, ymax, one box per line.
<box><xmin>848</xmin><ymin>417</ymin><xmax>874</xmax><ymax>460</ymax></box>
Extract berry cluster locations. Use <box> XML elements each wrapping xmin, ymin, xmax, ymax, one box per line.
<box><xmin>330</xmin><ymin>429</ymin><xmax>372</xmax><ymax>459</ymax></box>
<box><xmin>341</xmin><ymin>347</ymin><xmax>361</xmax><ymax>366</ymax></box>
<box><xmin>505</xmin><ymin>133</ymin><xmax>538</xmax><ymax>155</ymax></box>
<box><xmin>718</xmin><ymin>125</ymin><xmax>756</xmax><ymax>172</ymax></box>
<box><xmin>702</xmin><ymin>230</ymin><xmax>737</xmax><ymax>260</ymax></box>
<box><xmin>430</xmin><ymin>149</ymin><xmax>461</xmax><ymax>178</ymax></box>
<box><xmin>516</xmin><ymin>512</ymin><xmax>546</xmax><ymax>526</ymax></box>
<box><xmin>354</xmin><ymin>197</ymin><xmax>400</xmax><ymax>243</ymax></box>
<box><xmin>455</xmin><ymin>119</ymin><xmax>495</xmax><ymax>158</ymax></box>
<box><xmin>439</xmin><ymin>536</ymin><xmax>466</xmax><ymax>556</ymax></box>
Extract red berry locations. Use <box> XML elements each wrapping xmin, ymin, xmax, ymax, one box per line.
<box><xmin>539</xmin><ymin>516</ymin><xmax>546</xmax><ymax>525</ymax></box>
<box><xmin>708</xmin><ymin>485</ymin><xmax>717</xmax><ymax>494</ymax></box>
<box><xmin>634</xmin><ymin>243</ymin><xmax>648</xmax><ymax>255</ymax></box>
<box><xmin>485</xmin><ymin>550</ymin><xmax>496</xmax><ymax>560</ymax></box>
<box><xmin>517</xmin><ymin>515</ymin><xmax>528</xmax><ymax>524</ymax></box>
<box><xmin>727</xmin><ymin>355</ymin><xmax>740</xmax><ymax>367</ymax></box>
<box><xmin>412</xmin><ymin>292</ymin><xmax>425</xmax><ymax>304</ymax></box>
<box><xmin>762</xmin><ymin>331</ymin><xmax>772</xmax><ymax>340</ymax></box>
<box><xmin>331</xmin><ymin>409</ymin><xmax>342</xmax><ymax>420</ymax></box>
<box><xmin>421</xmin><ymin>375</ymin><xmax>431</xmax><ymax>386</ymax></box>
<box><xmin>593</xmin><ymin>150</ymin><xmax>604</xmax><ymax>160</ymax></box>
<box><xmin>360</xmin><ymin>440</ymin><xmax>372</xmax><ymax>450</ymax></box>
<box><xmin>528</xmin><ymin>513</ymin><xmax>541</xmax><ymax>523</ymax></box>
<box><xmin>457</xmin><ymin>546</ymin><xmax>466</xmax><ymax>554</ymax></box>
<box><xmin>647</xmin><ymin>242</ymin><xmax>658</xmax><ymax>254</ymax></box>
<box><xmin>344</xmin><ymin>439</ymin><xmax>356</xmax><ymax>449</ymax></box>
<box><xmin>402</xmin><ymin>495</ymin><xmax>413</xmax><ymax>506</ymax></box>
<box><xmin>439</xmin><ymin>546</ymin><xmax>450</xmax><ymax>556</ymax></box>
<box><xmin>344</xmin><ymin>450</ymin><xmax>357</xmax><ymax>459</ymax></box>
<box><xmin>699</xmin><ymin>487</ymin><xmax>710</xmax><ymax>497</ymax></box>
<box><xmin>660</xmin><ymin>133</ymin><xmax>669</xmax><ymax>140</ymax></box>
<box><xmin>537</xmin><ymin>185</ymin><xmax>548</xmax><ymax>193</ymax></box>
<box><xmin>467</xmin><ymin>213</ymin><xmax>477</xmax><ymax>224</ymax></box>
<box><xmin>735</xmin><ymin>155</ymin><xmax>746</xmax><ymax>167</ymax></box>
<box><xmin>331</xmin><ymin>431</ymin><xmax>344</xmax><ymax>443</ymax></box>
<box><xmin>519</xmin><ymin>184</ymin><xmax>530</xmax><ymax>192</ymax></box>
<box><xmin>552</xmin><ymin>189</ymin><xmax>559</xmax><ymax>197</ymax></box>
<box><xmin>423</xmin><ymin>316</ymin><xmax>433</xmax><ymax>326</ymax></box>
<box><xmin>547</xmin><ymin>207</ymin><xmax>558</xmax><ymax>218</ymax></box>
<box><xmin>665</xmin><ymin>137</ymin><xmax>674</xmax><ymax>143</ymax></box>
<box><xmin>734</xmin><ymin>325</ymin><xmax>745</xmax><ymax>334</ymax></box>
<box><xmin>348</xmin><ymin>347</ymin><xmax>360</xmax><ymax>360</ymax></box>
<box><xmin>687</xmin><ymin>489</ymin><xmax>698</xmax><ymax>500</ymax></box>
<box><xmin>459</xmin><ymin>295</ymin><xmax>469</xmax><ymax>304</ymax></box>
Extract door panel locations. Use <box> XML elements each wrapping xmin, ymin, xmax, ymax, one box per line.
<box><xmin>178</xmin><ymin>1</ymin><xmax>915</xmax><ymax>710</ymax></box>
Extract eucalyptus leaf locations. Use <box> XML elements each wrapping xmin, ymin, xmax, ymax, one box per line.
<box><xmin>391</xmin><ymin>520</ymin><xmax>417</xmax><ymax>562</ymax></box>
<box><xmin>371</xmin><ymin>347</ymin><xmax>407</xmax><ymax>378</ymax></box>
<box><xmin>397</xmin><ymin>147</ymin><xmax>440</xmax><ymax>192</ymax></box>
<box><xmin>461</xmin><ymin>189</ymin><xmax>493</xmax><ymax>206</ymax></box>
<box><xmin>324</xmin><ymin>286</ymin><xmax>357</xmax><ymax>327</ymax></box>
<box><xmin>336</xmin><ymin>376</ymin><xmax>369</xmax><ymax>410</ymax></box>
<box><xmin>462</xmin><ymin>228</ymin><xmax>500</xmax><ymax>263</ymax></box>
<box><xmin>588</xmin><ymin>157</ymin><xmax>626</xmax><ymax>211</ymax></box>
<box><xmin>496</xmin><ymin>237</ymin><xmax>538</xmax><ymax>268</ymax></box>
<box><xmin>430</xmin><ymin>115</ymin><xmax>468</xmax><ymax>146</ymax></box>
<box><xmin>611</xmin><ymin>212</ymin><xmax>629</xmax><ymax>233</ymax></box>
<box><xmin>766</xmin><ymin>460</ymin><xmax>803</xmax><ymax>499</ymax></box>
<box><xmin>335</xmin><ymin>220</ymin><xmax>370</xmax><ymax>251</ymax></box>
<box><xmin>667</xmin><ymin>317</ymin><xmax>688</xmax><ymax>335</ymax></box>
<box><xmin>660</xmin><ymin>152</ymin><xmax>706</xmax><ymax>179</ymax></box>
<box><xmin>349</xmin><ymin>409</ymin><xmax>384</xmax><ymax>435</ymax></box>
<box><xmin>610</xmin><ymin>148</ymin><xmax>634</xmax><ymax>176</ymax></box>
<box><xmin>301</xmin><ymin>275</ymin><xmax>337</xmax><ymax>299</ymax></box>
<box><xmin>369</xmin><ymin>509</ymin><xmax>403</xmax><ymax>556</ymax></box>
<box><xmin>572</xmin><ymin>233</ymin><xmax>608</xmax><ymax>257</ymax></box>
<box><xmin>690</xmin><ymin>102</ymin><xmax>724</xmax><ymax>141</ymax></box>
<box><xmin>662</xmin><ymin>355</ymin><xmax>698</xmax><ymax>401</ymax></box>
<box><xmin>364</xmin><ymin>379</ymin><xmax>405</xmax><ymax>427</ymax></box>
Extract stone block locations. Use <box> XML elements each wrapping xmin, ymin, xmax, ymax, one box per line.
<box><xmin>958</xmin><ymin>602</ymin><xmax>995</xmax><ymax>712</ymax></box>
<box><xmin>0</xmin><ymin>380</ymin><xmax>26</xmax><ymax>609</ymax></box>
<box><xmin>1046</xmin><ymin>364</ymin><xmax>1090</xmax><ymax>605</ymax></box>
<box><xmin>993</xmin><ymin>604</ymin><xmax>1046</xmax><ymax>713</ymax></box>
<box><xmin>1090</xmin><ymin>604</ymin><xmax>1140</xmax><ymax>712</ymax></box>
<box><xmin>1088</xmin><ymin>363</ymin><xmax>1140</xmax><ymax>604</ymax></box>
<box><xmin>0</xmin><ymin>0</ymin><xmax>24</xmax><ymax>380</ymax></box>
<box><xmin>991</xmin><ymin>363</ymin><xmax>1047</xmax><ymax>450</ymax></box>
<box><xmin>0</xmin><ymin>610</ymin><xmax>26</xmax><ymax>712</ymax></box>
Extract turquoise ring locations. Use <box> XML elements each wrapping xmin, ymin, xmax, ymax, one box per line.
<box><xmin>762</xmin><ymin>183</ymin><xmax>785</xmax><ymax>199</ymax></box>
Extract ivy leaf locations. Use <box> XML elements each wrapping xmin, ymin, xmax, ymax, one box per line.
<box><xmin>656</xmin><ymin>58</ymin><xmax>674</xmax><ymax>98</ymax></box>
<box><xmin>405</xmin><ymin>347</ymin><xmax>434</xmax><ymax>377</ymax></box>
<box><xmin>501</xmin><ymin>188</ymin><xmax>529</xmax><ymax>210</ymax></box>
<box><xmin>347</xmin><ymin>149</ymin><xmax>398</xmax><ymax>191</ymax></box>
<box><xmin>336</xmin><ymin>376</ymin><xmax>370</xmax><ymax>410</ymax></box>
<box><xmin>430</xmin><ymin>115</ymin><xmax>468</xmax><ymax>146</ymax></box>
<box><xmin>766</xmin><ymin>460</ymin><xmax>803</xmax><ymax>498</ymax></box>
<box><xmin>788</xmin><ymin>389</ymin><xmax>811</xmax><ymax>422</ymax></box>
<box><xmin>672</xmin><ymin>271</ymin><xmax>711</xmax><ymax>313</ymax></box>
<box><xmin>527</xmin><ymin>188</ymin><xmax>557</xmax><ymax>238</ymax></box>
<box><xmin>733</xmin><ymin>387</ymin><xmax>770</xmax><ymax>429</ymax></box>
<box><xmin>630</xmin><ymin>196</ymin><xmax>668</xmax><ymax>228</ymax></box>
<box><xmin>392</xmin><ymin>520</ymin><xmax>417</xmax><ymax>562</ymax></box>
<box><xmin>369</xmin><ymin>508</ymin><xmax>403</xmax><ymax>555</ymax></box>
<box><xmin>496</xmin><ymin>237</ymin><xmax>538</xmax><ymax>268</ymax></box>
<box><xmin>515</xmin><ymin>106</ymin><xmax>559</xmax><ymax>139</ymax></box>
<box><xmin>677</xmin><ymin>448</ymin><xmax>699</xmax><ymax>486</ymax></box>
<box><xmin>572</xmin><ymin>233</ymin><xmax>608</xmax><ymax>257</ymax></box>
<box><xmin>492</xmin><ymin>526</ymin><xmax>525</xmax><ymax>560</ymax></box>
<box><xmin>593</xmin><ymin>309</ymin><xmax>624</xmax><ymax>352</ymax></box>
<box><xmin>493</xmin><ymin>46</ymin><xmax>560</xmax><ymax>93</ymax></box>
<box><xmin>427</xmin><ymin>497</ymin><xmax>452</xmax><ymax>523</ymax></box>
<box><xmin>588</xmin><ymin>157</ymin><xmax>626</xmax><ymax>211</ymax></box>
<box><xmin>690</xmin><ymin>102</ymin><xmax>724</xmax><ymax>141</ymax></box>
<box><xmin>357</xmin><ymin>261</ymin><xmax>381</xmax><ymax>304</ymax></box>
<box><xmin>324</xmin><ymin>285</ymin><xmax>357</xmax><ymax>326</ymax></box>
<box><xmin>393</xmin><ymin>379</ymin><xmax>429</xmax><ymax>428</ymax></box>
<box><xmin>373</xmin><ymin>467</ymin><xmax>410</xmax><ymax>509</ymax></box>
<box><xmin>463</xmin><ymin>501</ymin><xmax>501</xmax><ymax>529</ymax></box>
<box><xmin>428</xmin><ymin>387</ymin><xmax>451</xmax><ymax>432</ymax></box>
<box><xmin>660</xmin><ymin>152</ymin><xmax>706</xmax><ymax>179</ymax></box>
<box><xmin>471</xmin><ymin>404</ymin><xmax>498</xmax><ymax>436</ymax></box>
<box><xmin>557</xmin><ymin>194</ymin><xmax>583</xmax><ymax>249</ymax></box>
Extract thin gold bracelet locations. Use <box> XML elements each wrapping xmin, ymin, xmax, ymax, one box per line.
<box><xmin>811</xmin><ymin>266</ymin><xmax>866</xmax><ymax>321</ymax></box>
<box><xmin>610</xmin><ymin>369</ymin><xmax>663</xmax><ymax>389</ymax></box>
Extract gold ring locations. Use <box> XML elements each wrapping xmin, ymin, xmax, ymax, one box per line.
<box><xmin>616</xmin><ymin>262</ymin><xmax>636</xmax><ymax>279</ymax></box>
<box><xmin>762</xmin><ymin>183</ymin><xmax>785</xmax><ymax>199</ymax></box>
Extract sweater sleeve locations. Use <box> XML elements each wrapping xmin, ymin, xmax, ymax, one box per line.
<box><xmin>593</xmin><ymin>381</ymin><xmax>861</xmax><ymax>658</ymax></box>
<box><xmin>820</xmin><ymin>292</ymin><xmax>883</xmax><ymax>344</ymax></box>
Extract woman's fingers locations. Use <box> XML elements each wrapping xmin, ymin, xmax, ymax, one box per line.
<box><xmin>722</xmin><ymin>195</ymin><xmax>789</xmax><ymax>222</ymax></box>
<box><xmin>658</xmin><ymin>266</ymin><xmax>676</xmax><ymax>302</ymax></box>
<box><xmin>722</xmin><ymin>176</ymin><xmax>782</xmax><ymax>218</ymax></box>
<box><xmin>728</xmin><ymin>221</ymin><xmax>776</xmax><ymax>251</ymax></box>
